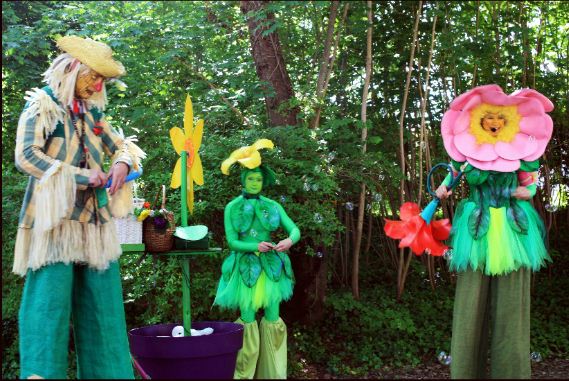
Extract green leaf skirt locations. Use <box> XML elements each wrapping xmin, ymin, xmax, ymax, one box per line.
<box><xmin>213</xmin><ymin>250</ymin><xmax>294</xmax><ymax>311</ymax></box>
<box><xmin>449</xmin><ymin>199</ymin><xmax>551</xmax><ymax>275</ymax></box>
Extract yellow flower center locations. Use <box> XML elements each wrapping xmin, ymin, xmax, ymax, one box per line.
<box><xmin>469</xmin><ymin>103</ymin><xmax>521</xmax><ymax>145</ymax></box>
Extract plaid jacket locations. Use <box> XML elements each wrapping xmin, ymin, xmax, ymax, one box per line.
<box><xmin>15</xmin><ymin>86</ymin><xmax>133</xmax><ymax>229</ymax></box>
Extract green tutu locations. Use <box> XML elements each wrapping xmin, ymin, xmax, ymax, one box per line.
<box><xmin>214</xmin><ymin>250</ymin><xmax>294</xmax><ymax>312</ymax></box>
<box><xmin>449</xmin><ymin>199</ymin><xmax>551</xmax><ymax>275</ymax></box>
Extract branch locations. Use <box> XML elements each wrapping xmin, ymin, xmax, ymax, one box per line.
<box><xmin>173</xmin><ymin>55</ymin><xmax>250</xmax><ymax>126</ymax></box>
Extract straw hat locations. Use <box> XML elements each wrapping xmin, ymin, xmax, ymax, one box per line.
<box><xmin>56</xmin><ymin>35</ymin><xmax>126</xmax><ymax>78</ymax></box>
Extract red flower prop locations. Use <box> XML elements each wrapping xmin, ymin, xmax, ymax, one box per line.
<box><xmin>143</xmin><ymin>201</ymin><xmax>151</xmax><ymax>209</ymax></box>
<box><xmin>384</xmin><ymin>202</ymin><xmax>451</xmax><ymax>256</ymax></box>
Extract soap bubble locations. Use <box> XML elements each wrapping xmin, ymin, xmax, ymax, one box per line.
<box><xmin>424</xmin><ymin>248</ymin><xmax>432</xmax><ymax>255</ymax></box>
<box><xmin>280</xmin><ymin>195</ymin><xmax>287</xmax><ymax>203</ymax></box>
<box><xmin>316</xmin><ymin>251</ymin><xmax>324</xmax><ymax>258</ymax></box>
<box><xmin>250</xmin><ymin>229</ymin><xmax>258</xmax><ymax>237</ymax></box>
<box><xmin>313</xmin><ymin>213</ymin><xmax>323</xmax><ymax>224</ymax></box>
<box><xmin>530</xmin><ymin>352</ymin><xmax>542</xmax><ymax>362</ymax></box>
<box><xmin>345</xmin><ymin>202</ymin><xmax>354</xmax><ymax>211</ymax></box>
<box><xmin>366</xmin><ymin>203</ymin><xmax>372</xmax><ymax>211</ymax></box>
<box><xmin>314</xmin><ymin>165</ymin><xmax>322</xmax><ymax>173</ymax></box>
<box><xmin>311</xmin><ymin>183</ymin><xmax>319</xmax><ymax>191</ymax></box>
<box><xmin>437</xmin><ymin>351</ymin><xmax>452</xmax><ymax>365</ymax></box>
<box><xmin>443</xmin><ymin>249</ymin><xmax>454</xmax><ymax>261</ymax></box>
<box><xmin>373</xmin><ymin>193</ymin><xmax>383</xmax><ymax>202</ymax></box>
<box><xmin>303</xmin><ymin>182</ymin><xmax>311</xmax><ymax>191</ymax></box>
<box><xmin>544</xmin><ymin>204</ymin><xmax>557</xmax><ymax>213</ymax></box>
<box><xmin>420</xmin><ymin>141</ymin><xmax>427</xmax><ymax>149</ymax></box>
<box><xmin>378</xmin><ymin>174</ymin><xmax>385</xmax><ymax>181</ymax></box>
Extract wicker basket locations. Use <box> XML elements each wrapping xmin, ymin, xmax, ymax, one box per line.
<box><xmin>142</xmin><ymin>186</ymin><xmax>175</xmax><ymax>252</ymax></box>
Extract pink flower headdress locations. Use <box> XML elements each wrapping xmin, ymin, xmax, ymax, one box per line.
<box><xmin>441</xmin><ymin>84</ymin><xmax>554</xmax><ymax>172</ymax></box>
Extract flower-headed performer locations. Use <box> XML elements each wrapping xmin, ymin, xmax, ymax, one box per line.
<box><xmin>214</xmin><ymin>139</ymin><xmax>300</xmax><ymax>379</ymax></box>
<box><xmin>13</xmin><ymin>35</ymin><xmax>146</xmax><ymax>379</ymax></box>
<box><xmin>436</xmin><ymin>84</ymin><xmax>553</xmax><ymax>379</ymax></box>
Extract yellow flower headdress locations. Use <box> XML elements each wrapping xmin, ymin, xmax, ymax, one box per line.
<box><xmin>221</xmin><ymin>139</ymin><xmax>274</xmax><ymax>175</ymax></box>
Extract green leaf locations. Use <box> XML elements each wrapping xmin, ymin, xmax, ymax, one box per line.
<box><xmin>507</xmin><ymin>201</ymin><xmax>529</xmax><ymax>234</ymax></box>
<box><xmin>221</xmin><ymin>252</ymin><xmax>237</xmax><ymax>282</ymax></box>
<box><xmin>520</xmin><ymin>159</ymin><xmax>540</xmax><ymax>172</ymax></box>
<box><xmin>239</xmin><ymin>252</ymin><xmax>262</xmax><ymax>287</ymax></box>
<box><xmin>277</xmin><ymin>251</ymin><xmax>294</xmax><ymax>280</ymax></box>
<box><xmin>368</xmin><ymin>136</ymin><xmax>383</xmax><ymax>144</ymax></box>
<box><xmin>465</xmin><ymin>168</ymin><xmax>489</xmax><ymax>185</ymax></box>
<box><xmin>260</xmin><ymin>250</ymin><xmax>283</xmax><ymax>281</ymax></box>
<box><xmin>468</xmin><ymin>206</ymin><xmax>490</xmax><ymax>239</ymax></box>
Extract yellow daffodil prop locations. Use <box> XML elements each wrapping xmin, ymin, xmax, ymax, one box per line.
<box><xmin>170</xmin><ymin>95</ymin><xmax>204</xmax><ymax>224</ymax></box>
<box><xmin>220</xmin><ymin>138</ymin><xmax>274</xmax><ymax>175</ymax></box>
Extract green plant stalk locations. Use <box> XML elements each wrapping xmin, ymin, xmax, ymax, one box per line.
<box><xmin>181</xmin><ymin>150</ymin><xmax>191</xmax><ymax>334</ymax></box>
<box><xmin>181</xmin><ymin>150</ymin><xmax>188</xmax><ymax>227</ymax></box>
<box><xmin>182</xmin><ymin>258</ymin><xmax>191</xmax><ymax>335</ymax></box>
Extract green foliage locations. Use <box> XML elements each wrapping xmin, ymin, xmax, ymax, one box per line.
<box><xmin>311</xmin><ymin>267</ymin><xmax>454</xmax><ymax>375</ymax></box>
<box><xmin>288</xmin><ymin>262</ymin><xmax>569</xmax><ymax>378</ymax></box>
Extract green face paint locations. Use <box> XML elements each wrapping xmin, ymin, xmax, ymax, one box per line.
<box><xmin>244</xmin><ymin>172</ymin><xmax>263</xmax><ymax>194</ymax></box>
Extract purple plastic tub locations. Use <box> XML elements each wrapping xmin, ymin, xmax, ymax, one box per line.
<box><xmin>128</xmin><ymin>321</ymin><xmax>244</xmax><ymax>379</ymax></box>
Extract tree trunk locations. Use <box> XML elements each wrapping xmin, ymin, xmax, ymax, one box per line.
<box><xmin>397</xmin><ymin>1</ymin><xmax>422</xmax><ymax>300</ymax></box>
<box><xmin>417</xmin><ymin>14</ymin><xmax>437</xmax><ymax>207</ymax></box>
<box><xmin>240</xmin><ymin>0</ymin><xmax>298</xmax><ymax>126</ymax></box>
<box><xmin>316</xmin><ymin>1</ymin><xmax>339</xmax><ymax>97</ymax></box>
<box><xmin>312</xmin><ymin>1</ymin><xmax>350</xmax><ymax>129</ymax></box>
<box><xmin>352</xmin><ymin>0</ymin><xmax>373</xmax><ymax>300</ymax></box>
<box><xmin>472</xmin><ymin>1</ymin><xmax>480</xmax><ymax>86</ymax></box>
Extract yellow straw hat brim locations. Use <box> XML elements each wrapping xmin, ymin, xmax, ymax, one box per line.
<box><xmin>56</xmin><ymin>35</ymin><xmax>126</xmax><ymax>78</ymax></box>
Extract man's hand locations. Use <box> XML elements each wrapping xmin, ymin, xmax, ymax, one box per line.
<box><xmin>258</xmin><ymin>241</ymin><xmax>275</xmax><ymax>253</ymax></box>
<box><xmin>274</xmin><ymin>238</ymin><xmax>293</xmax><ymax>252</ymax></box>
<box><xmin>435</xmin><ymin>185</ymin><xmax>453</xmax><ymax>200</ymax></box>
<box><xmin>107</xmin><ymin>162</ymin><xmax>129</xmax><ymax>195</ymax></box>
<box><xmin>88</xmin><ymin>169</ymin><xmax>108</xmax><ymax>188</ymax></box>
<box><xmin>512</xmin><ymin>186</ymin><xmax>531</xmax><ymax>200</ymax></box>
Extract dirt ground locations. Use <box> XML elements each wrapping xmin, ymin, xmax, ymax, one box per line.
<box><xmin>293</xmin><ymin>357</ymin><xmax>569</xmax><ymax>379</ymax></box>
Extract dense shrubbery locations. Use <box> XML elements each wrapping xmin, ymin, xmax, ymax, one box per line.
<box><xmin>288</xmin><ymin>258</ymin><xmax>569</xmax><ymax>378</ymax></box>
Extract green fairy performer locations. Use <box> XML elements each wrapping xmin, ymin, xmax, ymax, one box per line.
<box><xmin>437</xmin><ymin>85</ymin><xmax>553</xmax><ymax>379</ymax></box>
<box><xmin>13</xmin><ymin>36</ymin><xmax>145</xmax><ymax>379</ymax></box>
<box><xmin>214</xmin><ymin>139</ymin><xmax>300</xmax><ymax>379</ymax></box>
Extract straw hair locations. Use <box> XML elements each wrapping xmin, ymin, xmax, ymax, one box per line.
<box><xmin>56</xmin><ymin>35</ymin><xmax>125</xmax><ymax>78</ymax></box>
<box><xmin>43</xmin><ymin>53</ymin><xmax>108</xmax><ymax>109</ymax></box>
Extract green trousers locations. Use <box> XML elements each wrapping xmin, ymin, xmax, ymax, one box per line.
<box><xmin>234</xmin><ymin>303</ymin><xmax>287</xmax><ymax>379</ymax></box>
<box><xmin>450</xmin><ymin>268</ymin><xmax>531</xmax><ymax>379</ymax></box>
<box><xmin>18</xmin><ymin>262</ymin><xmax>134</xmax><ymax>379</ymax></box>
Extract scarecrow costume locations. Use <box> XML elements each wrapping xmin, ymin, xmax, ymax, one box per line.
<box><xmin>13</xmin><ymin>36</ymin><xmax>145</xmax><ymax>379</ymax></box>
<box><xmin>439</xmin><ymin>85</ymin><xmax>553</xmax><ymax>379</ymax></box>
<box><xmin>214</xmin><ymin>139</ymin><xmax>300</xmax><ymax>379</ymax></box>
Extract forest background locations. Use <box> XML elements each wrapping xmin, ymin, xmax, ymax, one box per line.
<box><xmin>2</xmin><ymin>1</ymin><xmax>568</xmax><ymax>378</ymax></box>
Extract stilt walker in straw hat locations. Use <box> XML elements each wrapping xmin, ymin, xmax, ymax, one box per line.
<box><xmin>13</xmin><ymin>35</ymin><xmax>146</xmax><ymax>379</ymax></box>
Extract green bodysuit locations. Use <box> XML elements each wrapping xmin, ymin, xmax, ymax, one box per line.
<box><xmin>213</xmin><ymin>194</ymin><xmax>300</xmax><ymax>313</ymax></box>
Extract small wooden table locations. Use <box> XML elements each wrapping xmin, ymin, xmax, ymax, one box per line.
<box><xmin>121</xmin><ymin>244</ymin><xmax>222</xmax><ymax>335</ymax></box>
